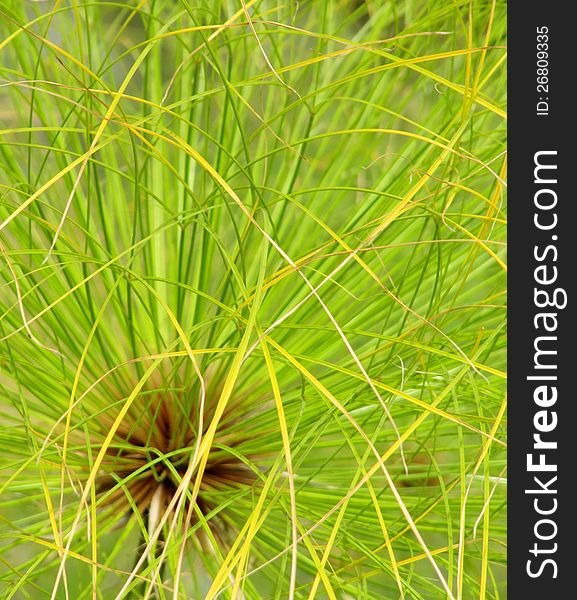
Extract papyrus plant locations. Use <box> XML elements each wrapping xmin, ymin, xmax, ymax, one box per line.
<box><xmin>0</xmin><ymin>1</ymin><xmax>506</xmax><ymax>597</ymax></box>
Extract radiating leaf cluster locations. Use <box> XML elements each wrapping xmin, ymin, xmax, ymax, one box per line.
<box><xmin>0</xmin><ymin>1</ymin><xmax>506</xmax><ymax>598</ymax></box>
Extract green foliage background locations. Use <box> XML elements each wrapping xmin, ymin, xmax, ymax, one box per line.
<box><xmin>0</xmin><ymin>1</ymin><xmax>506</xmax><ymax>598</ymax></box>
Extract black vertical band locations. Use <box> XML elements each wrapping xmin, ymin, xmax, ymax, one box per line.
<box><xmin>508</xmin><ymin>3</ymin><xmax>574</xmax><ymax>594</ymax></box>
